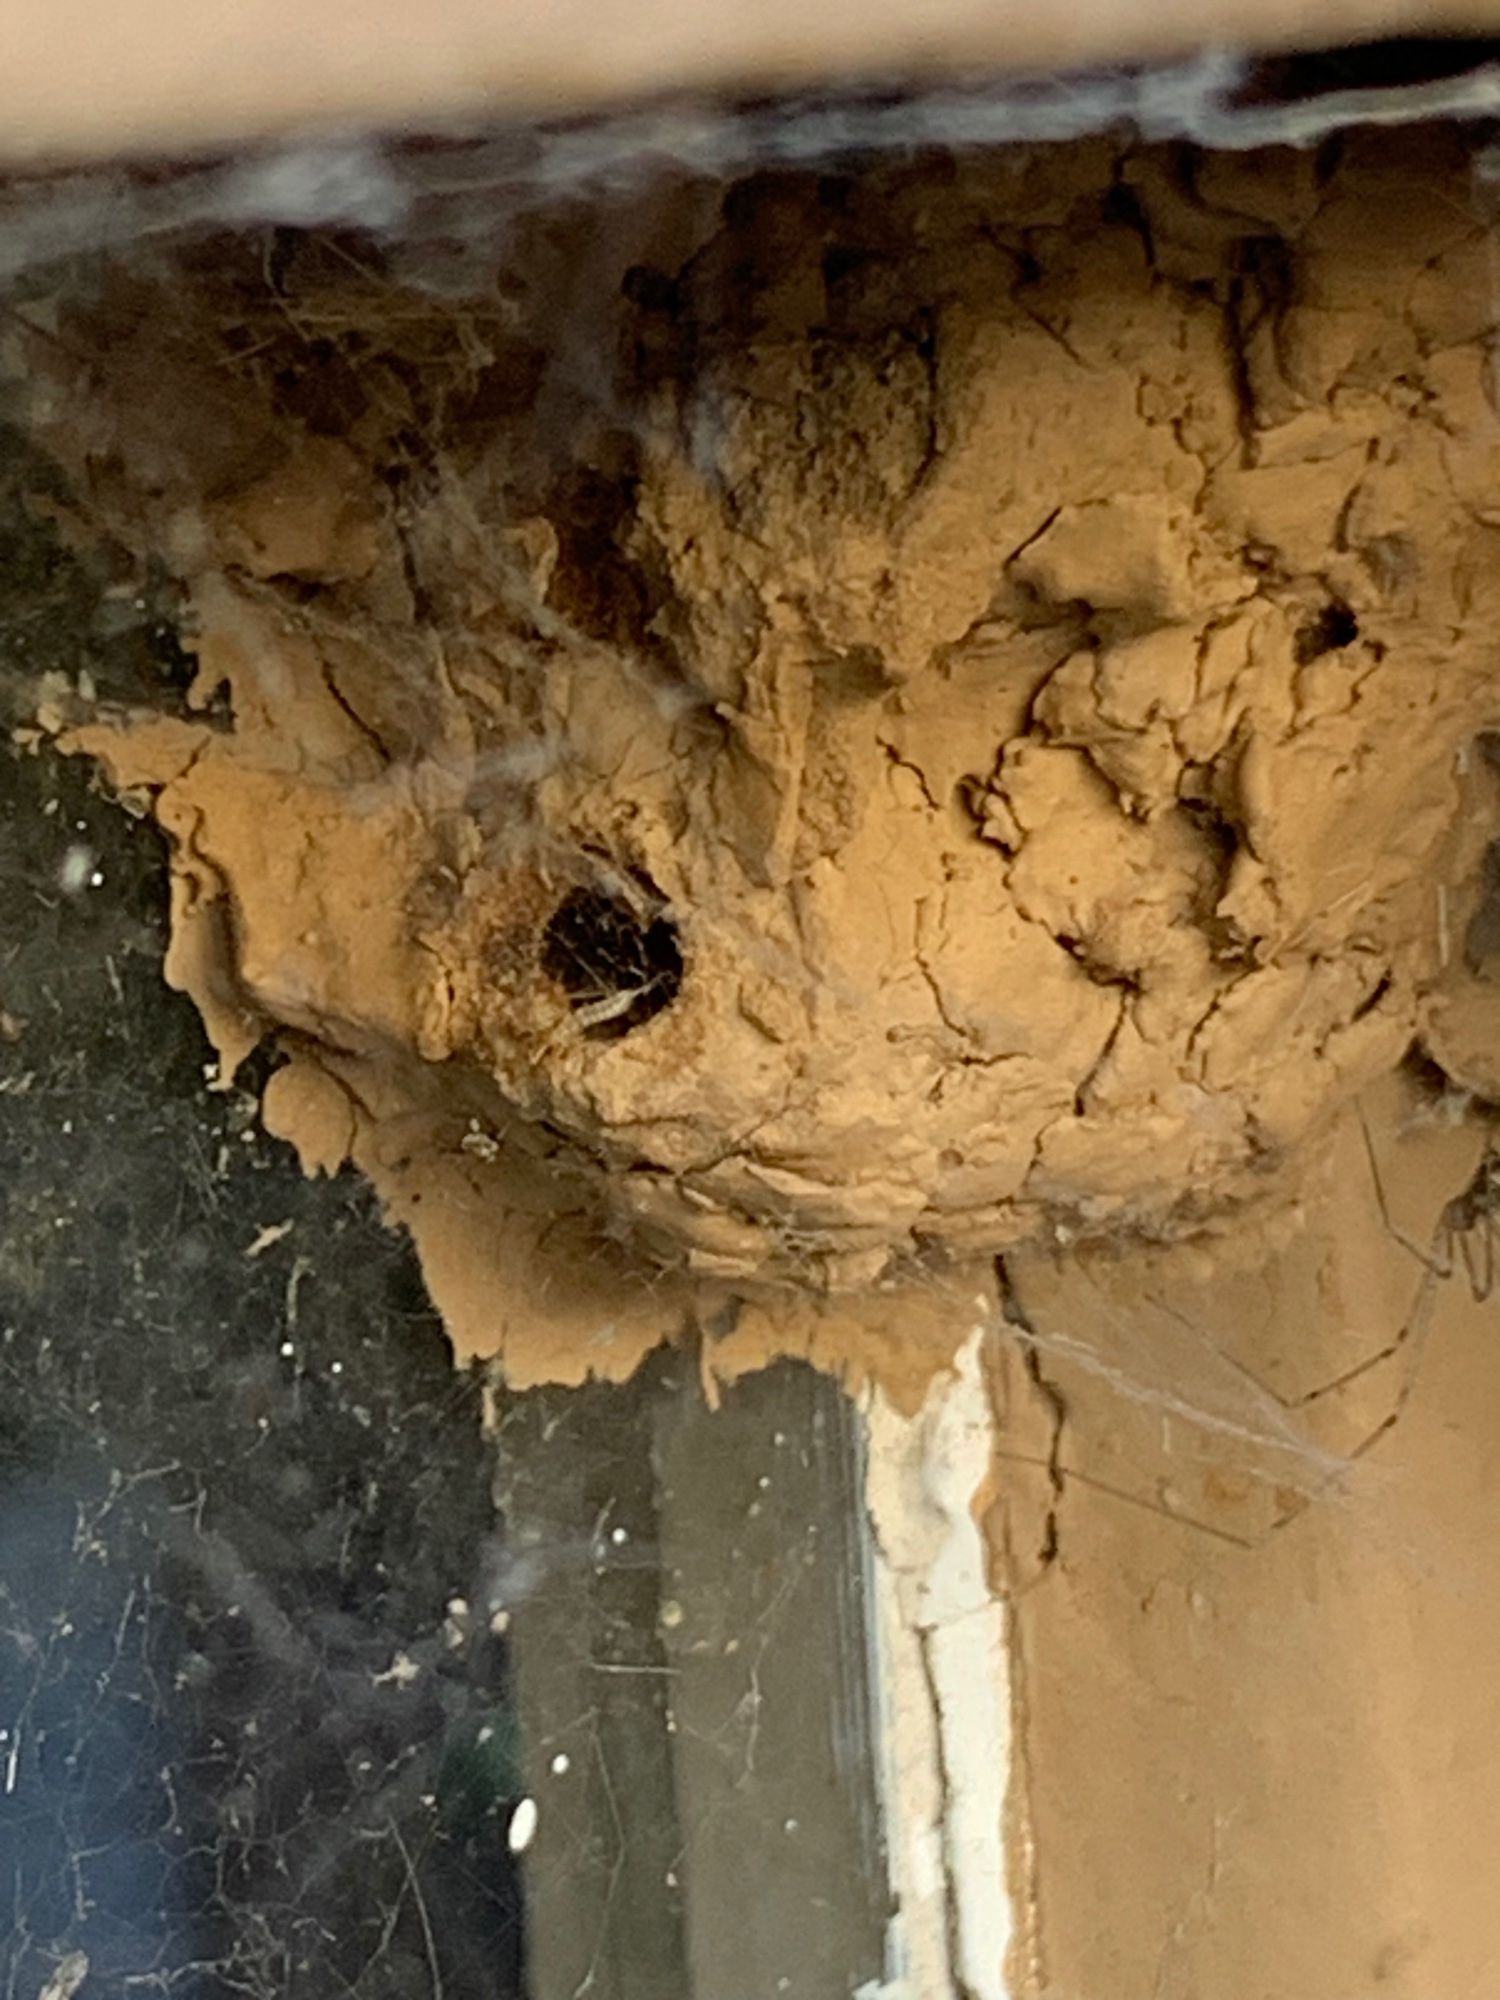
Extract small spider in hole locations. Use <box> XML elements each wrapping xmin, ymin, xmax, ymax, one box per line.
<box><xmin>539</xmin><ymin>874</ymin><xmax>683</xmax><ymax>1041</ymax></box>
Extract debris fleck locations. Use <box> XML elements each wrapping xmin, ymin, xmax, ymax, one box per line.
<box><xmin>373</xmin><ymin>1652</ymin><xmax>421</xmax><ymax>1687</ymax></box>
<box><xmin>245</xmin><ymin>1220</ymin><xmax>294</xmax><ymax>1258</ymax></box>
<box><xmin>56</xmin><ymin>843</ymin><xmax>96</xmax><ymax>894</ymax></box>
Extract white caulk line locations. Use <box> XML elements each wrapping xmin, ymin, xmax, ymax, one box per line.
<box><xmin>865</xmin><ymin>1325</ymin><xmax>1015</xmax><ymax>2000</ymax></box>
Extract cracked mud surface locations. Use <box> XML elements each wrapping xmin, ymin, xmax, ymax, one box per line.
<box><xmin>15</xmin><ymin>124</ymin><xmax>1500</xmax><ymax>1378</ymax></box>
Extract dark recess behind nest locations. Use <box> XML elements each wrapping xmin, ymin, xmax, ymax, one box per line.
<box><xmin>1235</xmin><ymin>35</ymin><xmax>1500</xmax><ymax>108</ymax></box>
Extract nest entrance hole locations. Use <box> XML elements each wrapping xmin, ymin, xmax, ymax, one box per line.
<box><xmin>540</xmin><ymin>878</ymin><xmax>683</xmax><ymax>1039</ymax></box>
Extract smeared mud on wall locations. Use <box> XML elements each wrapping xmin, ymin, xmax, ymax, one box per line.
<box><xmin>990</xmin><ymin>1068</ymin><xmax>1500</xmax><ymax>1999</ymax></box>
<box><xmin>12</xmin><ymin>124</ymin><xmax>1500</xmax><ymax>1403</ymax></box>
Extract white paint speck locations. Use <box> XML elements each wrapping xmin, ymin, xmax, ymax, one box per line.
<box><xmin>507</xmin><ymin>1797</ymin><xmax>538</xmax><ymax>1855</ymax></box>
<box><xmin>447</xmin><ymin>1597</ymin><xmax>469</xmax><ymax>1619</ymax></box>
<box><xmin>610</xmin><ymin>1526</ymin><xmax>628</xmax><ymax>1545</ymax></box>
<box><xmin>549</xmin><ymin>1753</ymin><xmax>570</xmax><ymax>1776</ymax></box>
<box><xmin>278</xmin><ymin>1341</ymin><xmax>294</xmax><ymax>1359</ymax></box>
<box><xmin>489</xmin><ymin>1608</ymin><xmax>511</xmax><ymax>1636</ymax></box>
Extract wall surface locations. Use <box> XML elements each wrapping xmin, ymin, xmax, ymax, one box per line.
<box><xmin>994</xmin><ymin>1074</ymin><xmax>1500</xmax><ymax>1997</ymax></box>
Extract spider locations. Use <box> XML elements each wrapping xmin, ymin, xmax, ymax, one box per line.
<box><xmin>1436</xmin><ymin>1145</ymin><xmax>1500</xmax><ymax>1302</ymax></box>
<box><xmin>538</xmin><ymin>876</ymin><xmax>683</xmax><ymax>1042</ymax></box>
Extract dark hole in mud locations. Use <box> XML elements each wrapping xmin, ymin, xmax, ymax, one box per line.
<box><xmin>540</xmin><ymin>879</ymin><xmax>683</xmax><ymax>1039</ymax></box>
<box><xmin>1465</xmin><ymin>839</ymin><xmax>1500</xmax><ymax>972</ymax></box>
<box><xmin>1294</xmin><ymin>602</ymin><xmax>1360</xmax><ymax>663</ymax></box>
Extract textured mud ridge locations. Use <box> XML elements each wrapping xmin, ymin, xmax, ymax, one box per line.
<box><xmin>18</xmin><ymin>128</ymin><xmax>1500</xmax><ymax>1372</ymax></box>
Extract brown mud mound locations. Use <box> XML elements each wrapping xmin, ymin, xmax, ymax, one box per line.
<box><xmin>19</xmin><ymin>128</ymin><xmax>1500</xmax><ymax>1371</ymax></box>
